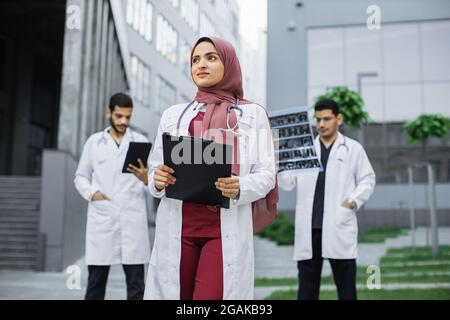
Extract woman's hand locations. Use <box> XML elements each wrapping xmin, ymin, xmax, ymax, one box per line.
<box><xmin>215</xmin><ymin>176</ymin><xmax>240</xmax><ymax>200</ymax></box>
<box><xmin>154</xmin><ymin>164</ymin><xmax>176</xmax><ymax>191</ymax></box>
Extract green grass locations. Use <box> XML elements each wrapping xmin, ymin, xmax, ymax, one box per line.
<box><xmin>360</xmin><ymin>228</ymin><xmax>408</xmax><ymax>243</ymax></box>
<box><xmin>380</xmin><ymin>245</ymin><xmax>450</xmax><ymax>265</ymax></box>
<box><xmin>255</xmin><ymin>274</ymin><xmax>450</xmax><ymax>287</ymax></box>
<box><xmin>376</xmin><ymin>264</ymin><xmax>450</xmax><ymax>274</ymax></box>
<box><xmin>385</xmin><ymin>245</ymin><xmax>450</xmax><ymax>256</ymax></box>
<box><xmin>255</xmin><ymin>278</ymin><xmax>298</xmax><ymax>287</ymax></box>
<box><xmin>266</xmin><ymin>288</ymin><xmax>450</xmax><ymax>300</ymax></box>
<box><xmin>258</xmin><ymin>245</ymin><xmax>450</xmax><ymax>299</ymax></box>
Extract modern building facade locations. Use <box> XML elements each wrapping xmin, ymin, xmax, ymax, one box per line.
<box><xmin>267</xmin><ymin>0</ymin><xmax>450</xmax><ymax>228</ymax></box>
<box><xmin>122</xmin><ymin>0</ymin><xmax>241</xmax><ymax>141</ymax></box>
<box><xmin>0</xmin><ymin>0</ymin><xmax>131</xmax><ymax>271</ymax></box>
<box><xmin>0</xmin><ymin>0</ymin><xmax>243</xmax><ymax>272</ymax></box>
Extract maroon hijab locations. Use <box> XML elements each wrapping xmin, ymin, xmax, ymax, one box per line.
<box><xmin>191</xmin><ymin>37</ymin><xmax>279</xmax><ymax>233</ymax></box>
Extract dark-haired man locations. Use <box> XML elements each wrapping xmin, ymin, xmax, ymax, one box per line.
<box><xmin>278</xmin><ymin>99</ymin><xmax>376</xmax><ymax>300</ymax></box>
<box><xmin>74</xmin><ymin>93</ymin><xmax>150</xmax><ymax>300</ymax></box>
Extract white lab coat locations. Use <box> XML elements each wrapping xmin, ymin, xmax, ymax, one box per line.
<box><xmin>74</xmin><ymin>127</ymin><xmax>151</xmax><ymax>265</ymax></box>
<box><xmin>143</xmin><ymin>102</ymin><xmax>276</xmax><ymax>300</ymax></box>
<box><xmin>278</xmin><ymin>132</ymin><xmax>376</xmax><ymax>260</ymax></box>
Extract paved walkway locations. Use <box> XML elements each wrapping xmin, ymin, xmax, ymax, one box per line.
<box><xmin>0</xmin><ymin>227</ymin><xmax>449</xmax><ymax>300</ymax></box>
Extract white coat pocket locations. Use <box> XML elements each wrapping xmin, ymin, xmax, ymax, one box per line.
<box><xmin>91</xmin><ymin>200</ymin><xmax>111</xmax><ymax>216</ymax></box>
<box><xmin>336</xmin><ymin>206</ymin><xmax>356</xmax><ymax>228</ymax></box>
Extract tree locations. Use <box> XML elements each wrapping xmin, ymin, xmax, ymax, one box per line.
<box><xmin>315</xmin><ymin>86</ymin><xmax>369</xmax><ymax>129</ymax></box>
<box><xmin>403</xmin><ymin>114</ymin><xmax>449</xmax><ymax>257</ymax></box>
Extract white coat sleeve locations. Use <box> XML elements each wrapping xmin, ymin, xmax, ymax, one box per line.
<box><xmin>74</xmin><ymin>138</ymin><xmax>98</xmax><ymax>201</ymax></box>
<box><xmin>347</xmin><ymin>145</ymin><xmax>376</xmax><ymax>210</ymax></box>
<box><xmin>234</xmin><ymin>109</ymin><xmax>276</xmax><ymax>206</ymax></box>
<box><xmin>277</xmin><ymin>171</ymin><xmax>297</xmax><ymax>191</ymax></box>
<box><xmin>147</xmin><ymin>114</ymin><xmax>166</xmax><ymax>199</ymax></box>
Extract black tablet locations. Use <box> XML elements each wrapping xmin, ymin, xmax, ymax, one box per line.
<box><xmin>122</xmin><ymin>142</ymin><xmax>153</xmax><ymax>173</ymax></box>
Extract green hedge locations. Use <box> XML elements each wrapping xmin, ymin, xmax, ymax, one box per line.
<box><xmin>257</xmin><ymin>214</ymin><xmax>408</xmax><ymax>245</ymax></box>
<box><xmin>257</xmin><ymin>213</ymin><xmax>295</xmax><ymax>245</ymax></box>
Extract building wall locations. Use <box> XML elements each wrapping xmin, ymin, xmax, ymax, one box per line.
<box><xmin>58</xmin><ymin>0</ymin><xmax>130</xmax><ymax>160</ymax></box>
<box><xmin>241</xmin><ymin>29</ymin><xmax>268</xmax><ymax>107</ymax></box>
<box><xmin>267</xmin><ymin>0</ymin><xmax>450</xmax><ymax>213</ymax></box>
<box><xmin>122</xmin><ymin>0</ymin><xmax>241</xmax><ymax>141</ymax></box>
<box><xmin>267</xmin><ymin>0</ymin><xmax>450</xmax><ymax>110</ymax></box>
<box><xmin>307</xmin><ymin>20</ymin><xmax>450</xmax><ymax>123</ymax></box>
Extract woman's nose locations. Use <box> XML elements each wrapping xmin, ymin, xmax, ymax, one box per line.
<box><xmin>198</xmin><ymin>59</ymin><xmax>207</xmax><ymax>68</ymax></box>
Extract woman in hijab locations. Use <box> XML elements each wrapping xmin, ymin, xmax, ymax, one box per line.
<box><xmin>144</xmin><ymin>37</ymin><xmax>278</xmax><ymax>300</ymax></box>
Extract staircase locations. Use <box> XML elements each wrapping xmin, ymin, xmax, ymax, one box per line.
<box><xmin>0</xmin><ymin>176</ymin><xmax>44</xmax><ymax>271</ymax></box>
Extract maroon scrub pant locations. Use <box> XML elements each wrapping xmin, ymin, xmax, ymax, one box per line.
<box><xmin>180</xmin><ymin>236</ymin><xmax>223</xmax><ymax>300</ymax></box>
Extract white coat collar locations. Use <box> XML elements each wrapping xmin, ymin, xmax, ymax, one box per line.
<box><xmin>176</xmin><ymin>101</ymin><xmax>204</xmax><ymax>137</ymax></box>
<box><xmin>103</xmin><ymin>126</ymin><xmax>133</xmax><ymax>153</ymax></box>
<box><xmin>314</xmin><ymin>131</ymin><xmax>345</xmax><ymax>160</ymax></box>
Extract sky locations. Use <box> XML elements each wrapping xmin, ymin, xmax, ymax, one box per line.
<box><xmin>237</xmin><ymin>0</ymin><xmax>267</xmax><ymax>48</ymax></box>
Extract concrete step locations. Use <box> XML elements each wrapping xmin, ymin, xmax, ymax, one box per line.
<box><xmin>0</xmin><ymin>184</ymin><xmax>41</xmax><ymax>194</ymax></box>
<box><xmin>0</xmin><ymin>185</ymin><xmax>41</xmax><ymax>192</ymax></box>
<box><xmin>0</xmin><ymin>204</ymin><xmax>40</xmax><ymax>211</ymax></box>
<box><xmin>0</xmin><ymin>199</ymin><xmax>40</xmax><ymax>205</ymax></box>
<box><xmin>0</xmin><ymin>231</ymin><xmax>38</xmax><ymax>243</ymax></box>
<box><xmin>0</xmin><ymin>178</ymin><xmax>41</xmax><ymax>185</ymax></box>
<box><xmin>0</xmin><ymin>242</ymin><xmax>37</xmax><ymax>251</ymax></box>
<box><xmin>0</xmin><ymin>229</ymin><xmax>39</xmax><ymax>236</ymax></box>
<box><xmin>0</xmin><ymin>261</ymin><xmax>36</xmax><ymax>270</ymax></box>
<box><xmin>0</xmin><ymin>210</ymin><xmax>40</xmax><ymax>217</ymax></box>
<box><xmin>0</xmin><ymin>247</ymin><xmax>37</xmax><ymax>255</ymax></box>
<box><xmin>0</xmin><ymin>215</ymin><xmax>40</xmax><ymax>223</ymax></box>
<box><xmin>0</xmin><ymin>251</ymin><xmax>37</xmax><ymax>260</ymax></box>
<box><xmin>0</xmin><ymin>192</ymin><xmax>41</xmax><ymax>199</ymax></box>
<box><xmin>0</xmin><ymin>238</ymin><xmax>39</xmax><ymax>246</ymax></box>
<box><xmin>0</xmin><ymin>223</ymin><xmax>38</xmax><ymax>231</ymax></box>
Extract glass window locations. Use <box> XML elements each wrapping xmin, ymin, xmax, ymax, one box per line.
<box><xmin>156</xmin><ymin>15</ymin><xmax>178</xmax><ymax>65</ymax></box>
<box><xmin>130</xmin><ymin>55</ymin><xmax>151</xmax><ymax>108</ymax></box>
<box><xmin>167</xmin><ymin>0</ymin><xmax>180</xmax><ymax>9</ymax></box>
<box><xmin>231</xmin><ymin>11</ymin><xmax>239</xmax><ymax>39</ymax></box>
<box><xmin>157</xmin><ymin>76</ymin><xmax>177</xmax><ymax>113</ymax></box>
<box><xmin>126</xmin><ymin>0</ymin><xmax>153</xmax><ymax>42</ymax></box>
<box><xmin>180</xmin><ymin>0</ymin><xmax>199</xmax><ymax>33</ymax></box>
<box><xmin>215</xmin><ymin>0</ymin><xmax>231</xmax><ymax>26</ymax></box>
<box><xmin>179</xmin><ymin>39</ymin><xmax>191</xmax><ymax>77</ymax></box>
<box><xmin>200</xmin><ymin>12</ymin><xmax>216</xmax><ymax>37</ymax></box>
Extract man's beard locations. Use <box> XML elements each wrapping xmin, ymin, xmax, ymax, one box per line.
<box><xmin>110</xmin><ymin>118</ymin><xmax>127</xmax><ymax>134</ymax></box>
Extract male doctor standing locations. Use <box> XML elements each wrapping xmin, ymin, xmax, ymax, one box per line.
<box><xmin>278</xmin><ymin>99</ymin><xmax>376</xmax><ymax>300</ymax></box>
<box><xmin>74</xmin><ymin>93</ymin><xmax>151</xmax><ymax>300</ymax></box>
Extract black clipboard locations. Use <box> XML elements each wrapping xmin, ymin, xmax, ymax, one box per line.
<box><xmin>122</xmin><ymin>142</ymin><xmax>153</xmax><ymax>173</ymax></box>
<box><xmin>162</xmin><ymin>133</ymin><xmax>232</xmax><ymax>209</ymax></box>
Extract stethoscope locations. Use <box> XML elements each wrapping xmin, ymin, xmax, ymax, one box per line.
<box><xmin>96</xmin><ymin>128</ymin><xmax>136</xmax><ymax>146</ymax></box>
<box><xmin>176</xmin><ymin>97</ymin><xmax>243</xmax><ymax>136</ymax></box>
<box><xmin>96</xmin><ymin>128</ymin><xmax>136</xmax><ymax>164</ymax></box>
<box><xmin>335</xmin><ymin>136</ymin><xmax>349</xmax><ymax>162</ymax></box>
